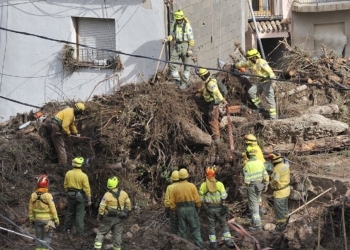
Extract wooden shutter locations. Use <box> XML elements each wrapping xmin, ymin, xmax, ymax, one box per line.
<box><xmin>77</xmin><ymin>18</ymin><xmax>116</xmax><ymax>62</ymax></box>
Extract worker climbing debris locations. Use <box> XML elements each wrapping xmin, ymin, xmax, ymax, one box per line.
<box><xmin>235</xmin><ymin>49</ymin><xmax>277</xmax><ymax>120</ymax></box>
<box><xmin>194</xmin><ymin>67</ymin><xmax>245</xmax><ymax>144</ymax></box>
<box><xmin>163</xmin><ymin>10</ymin><xmax>194</xmax><ymax>90</ymax></box>
<box><xmin>46</xmin><ymin>102</ymin><xmax>86</xmax><ymax>165</ymax></box>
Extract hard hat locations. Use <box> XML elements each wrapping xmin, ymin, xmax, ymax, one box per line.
<box><xmin>268</xmin><ymin>151</ymin><xmax>283</xmax><ymax>163</ymax></box>
<box><xmin>75</xmin><ymin>102</ymin><xmax>86</xmax><ymax>113</ymax></box>
<box><xmin>171</xmin><ymin>170</ymin><xmax>179</xmax><ymax>181</ymax></box>
<box><xmin>179</xmin><ymin>168</ymin><xmax>189</xmax><ymax>179</ymax></box>
<box><xmin>107</xmin><ymin>176</ymin><xmax>119</xmax><ymax>189</ymax></box>
<box><xmin>37</xmin><ymin>174</ymin><xmax>49</xmax><ymax>188</ymax></box>
<box><xmin>205</xmin><ymin>165</ymin><xmax>216</xmax><ymax>178</ymax></box>
<box><xmin>174</xmin><ymin>10</ymin><xmax>184</xmax><ymax>20</ymax></box>
<box><xmin>246</xmin><ymin>48</ymin><xmax>261</xmax><ymax>59</ymax></box>
<box><xmin>72</xmin><ymin>157</ymin><xmax>84</xmax><ymax>167</ymax></box>
<box><xmin>247</xmin><ymin>148</ymin><xmax>257</xmax><ymax>157</ymax></box>
<box><xmin>197</xmin><ymin>68</ymin><xmax>209</xmax><ymax>77</ymax></box>
<box><xmin>244</xmin><ymin>134</ymin><xmax>257</xmax><ymax>144</ymax></box>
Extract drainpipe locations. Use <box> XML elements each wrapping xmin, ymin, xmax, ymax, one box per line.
<box><xmin>247</xmin><ymin>0</ymin><xmax>266</xmax><ymax>59</ymax></box>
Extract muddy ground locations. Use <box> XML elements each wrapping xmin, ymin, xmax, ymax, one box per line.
<box><xmin>1</xmin><ymin>60</ymin><xmax>350</xmax><ymax>250</ymax></box>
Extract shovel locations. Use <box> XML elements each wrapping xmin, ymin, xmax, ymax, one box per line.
<box><xmin>150</xmin><ymin>42</ymin><xmax>166</xmax><ymax>85</ymax></box>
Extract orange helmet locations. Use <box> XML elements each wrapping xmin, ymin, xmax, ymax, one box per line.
<box><xmin>37</xmin><ymin>174</ymin><xmax>49</xmax><ymax>188</ymax></box>
<box><xmin>205</xmin><ymin>165</ymin><xmax>216</xmax><ymax>178</ymax></box>
<box><xmin>268</xmin><ymin>151</ymin><xmax>283</xmax><ymax>163</ymax></box>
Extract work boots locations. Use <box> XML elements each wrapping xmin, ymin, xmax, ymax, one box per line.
<box><xmin>209</xmin><ymin>242</ymin><xmax>218</xmax><ymax>249</ymax></box>
<box><xmin>248</xmin><ymin>226</ymin><xmax>263</xmax><ymax>231</ymax></box>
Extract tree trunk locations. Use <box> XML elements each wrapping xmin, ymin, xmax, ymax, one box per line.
<box><xmin>180</xmin><ymin>122</ymin><xmax>212</xmax><ymax>146</ymax></box>
<box><xmin>263</xmin><ymin>135</ymin><xmax>350</xmax><ymax>154</ymax></box>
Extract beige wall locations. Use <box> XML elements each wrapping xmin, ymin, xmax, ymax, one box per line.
<box><xmin>291</xmin><ymin>10</ymin><xmax>350</xmax><ymax>57</ymax></box>
<box><xmin>170</xmin><ymin>0</ymin><xmax>246</xmax><ymax>68</ymax></box>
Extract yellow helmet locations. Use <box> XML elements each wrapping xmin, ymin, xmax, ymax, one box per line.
<box><xmin>197</xmin><ymin>68</ymin><xmax>209</xmax><ymax>77</ymax></box>
<box><xmin>268</xmin><ymin>151</ymin><xmax>283</xmax><ymax>164</ymax></box>
<box><xmin>171</xmin><ymin>170</ymin><xmax>179</xmax><ymax>181</ymax></box>
<box><xmin>246</xmin><ymin>48</ymin><xmax>261</xmax><ymax>59</ymax></box>
<box><xmin>244</xmin><ymin>134</ymin><xmax>257</xmax><ymax>144</ymax></box>
<box><xmin>107</xmin><ymin>176</ymin><xmax>119</xmax><ymax>189</ymax></box>
<box><xmin>179</xmin><ymin>168</ymin><xmax>189</xmax><ymax>179</ymax></box>
<box><xmin>72</xmin><ymin>157</ymin><xmax>84</xmax><ymax>167</ymax></box>
<box><xmin>247</xmin><ymin>148</ymin><xmax>257</xmax><ymax>157</ymax></box>
<box><xmin>75</xmin><ymin>102</ymin><xmax>85</xmax><ymax>113</ymax></box>
<box><xmin>174</xmin><ymin>10</ymin><xmax>184</xmax><ymax>20</ymax></box>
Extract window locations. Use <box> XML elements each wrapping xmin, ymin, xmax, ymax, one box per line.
<box><xmin>251</xmin><ymin>0</ymin><xmax>272</xmax><ymax>17</ymax></box>
<box><xmin>73</xmin><ymin>17</ymin><xmax>116</xmax><ymax>67</ymax></box>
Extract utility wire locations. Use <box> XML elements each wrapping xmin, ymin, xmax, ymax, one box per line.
<box><xmin>0</xmin><ymin>95</ymin><xmax>42</xmax><ymax>109</ymax></box>
<box><xmin>0</xmin><ymin>71</ymin><xmax>63</xmax><ymax>78</ymax></box>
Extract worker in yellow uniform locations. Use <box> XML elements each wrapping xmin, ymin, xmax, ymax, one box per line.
<box><xmin>267</xmin><ymin>152</ymin><xmax>290</xmax><ymax>235</ymax></box>
<box><xmin>243</xmin><ymin>148</ymin><xmax>269</xmax><ymax>231</ymax></box>
<box><xmin>94</xmin><ymin>176</ymin><xmax>132</xmax><ymax>250</ymax></box>
<box><xmin>164</xmin><ymin>170</ymin><xmax>180</xmax><ymax>235</ymax></box>
<box><xmin>29</xmin><ymin>174</ymin><xmax>59</xmax><ymax>250</ymax></box>
<box><xmin>46</xmin><ymin>102</ymin><xmax>86</xmax><ymax>165</ymax></box>
<box><xmin>163</xmin><ymin>10</ymin><xmax>194</xmax><ymax>90</ymax></box>
<box><xmin>235</xmin><ymin>49</ymin><xmax>277</xmax><ymax>119</ymax></box>
<box><xmin>170</xmin><ymin>168</ymin><xmax>202</xmax><ymax>247</ymax></box>
<box><xmin>199</xmin><ymin>166</ymin><xmax>234</xmax><ymax>249</ymax></box>
<box><xmin>64</xmin><ymin>157</ymin><xmax>91</xmax><ymax>236</ymax></box>
<box><xmin>195</xmin><ymin>68</ymin><xmax>245</xmax><ymax>144</ymax></box>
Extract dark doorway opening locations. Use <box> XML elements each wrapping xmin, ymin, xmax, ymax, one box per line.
<box><xmin>259</xmin><ymin>36</ymin><xmax>290</xmax><ymax>67</ymax></box>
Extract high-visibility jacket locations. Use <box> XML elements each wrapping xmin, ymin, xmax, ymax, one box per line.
<box><xmin>243</xmin><ymin>157</ymin><xmax>269</xmax><ymax>185</ymax></box>
<box><xmin>29</xmin><ymin>188</ymin><xmax>59</xmax><ymax>223</ymax></box>
<box><xmin>55</xmin><ymin>108</ymin><xmax>78</xmax><ymax>135</ymax></box>
<box><xmin>168</xmin><ymin>18</ymin><xmax>194</xmax><ymax>47</ymax></box>
<box><xmin>98</xmin><ymin>188</ymin><xmax>131</xmax><ymax>216</ymax></box>
<box><xmin>271</xmin><ymin>162</ymin><xmax>290</xmax><ymax>198</ymax></box>
<box><xmin>64</xmin><ymin>168</ymin><xmax>91</xmax><ymax>199</ymax></box>
<box><xmin>235</xmin><ymin>58</ymin><xmax>275</xmax><ymax>82</ymax></box>
<box><xmin>199</xmin><ymin>180</ymin><xmax>227</xmax><ymax>204</ymax></box>
<box><xmin>242</xmin><ymin>143</ymin><xmax>265</xmax><ymax>166</ymax></box>
<box><xmin>170</xmin><ymin>180</ymin><xmax>201</xmax><ymax>210</ymax></box>
<box><xmin>199</xmin><ymin>77</ymin><xmax>224</xmax><ymax>104</ymax></box>
<box><xmin>164</xmin><ymin>182</ymin><xmax>179</xmax><ymax>208</ymax></box>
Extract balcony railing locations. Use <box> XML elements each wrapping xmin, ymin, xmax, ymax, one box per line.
<box><xmin>77</xmin><ymin>49</ymin><xmax>115</xmax><ymax>67</ymax></box>
<box><xmin>248</xmin><ymin>0</ymin><xmax>283</xmax><ymax>20</ymax></box>
<box><xmin>294</xmin><ymin>0</ymin><xmax>350</xmax><ymax>3</ymax></box>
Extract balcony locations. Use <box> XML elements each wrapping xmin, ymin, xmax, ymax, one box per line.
<box><xmin>292</xmin><ymin>0</ymin><xmax>350</xmax><ymax>12</ymax></box>
<box><xmin>248</xmin><ymin>0</ymin><xmax>283</xmax><ymax>21</ymax></box>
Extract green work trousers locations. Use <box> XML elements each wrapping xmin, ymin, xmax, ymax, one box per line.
<box><xmin>206</xmin><ymin>207</ymin><xmax>232</xmax><ymax>243</ymax></box>
<box><xmin>169</xmin><ymin>209</ymin><xmax>179</xmax><ymax>235</ymax></box>
<box><xmin>247</xmin><ymin>184</ymin><xmax>262</xmax><ymax>228</ymax></box>
<box><xmin>176</xmin><ymin>206</ymin><xmax>202</xmax><ymax>247</ymax></box>
<box><xmin>64</xmin><ymin>192</ymin><xmax>86</xmax><ymax>234</ymax></box>
<box><xmin>169</xmin><ymin>43</ymin><xmax>191</xmax><ymax>82</ymax></box>
<box><xmin>274</xmin><ymin>196</ymin><xmax>289</xmax><ymax>231</ymax></box>
<box><xmin>248</xmin><ymin>80</ymin><xmax>276</xmax><ymax>109</ymax></box>
<box><xmin>34</xmin><ymin>220</ymin><xmax>52</xmax><ymax>249</ymax></box>
<box><xmin>94</xmin><ymin>216</ymin><xmax>123</xmax><ymax>249</ymax></box>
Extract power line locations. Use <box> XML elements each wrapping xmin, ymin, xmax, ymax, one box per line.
<box><xmin>0</xmin><ymin>26</ymin><xmax>349</xmax><ymax>92</ymax></box>
<box><xmin>0</xmin><ymin>71</ymin><xmax>63</xmax><ymax>78</ymax></box>
<box><xmin>0</xmin><ymin>95</ymin><xmax>42</xmax><ymax>109</ymax></box>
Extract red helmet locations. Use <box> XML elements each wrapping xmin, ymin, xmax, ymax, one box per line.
<box><xmin>37</xmin><ymin>174</ymin><xmax>49</xmax><ymax>188</ymax></box>
<box><xmin>205</xmin><ymin>165</ymin><xmax>216</xmax><ymax>178</ymax></box>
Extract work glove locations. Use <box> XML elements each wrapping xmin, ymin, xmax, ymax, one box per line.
<box><xmin>87</xmin><ymin>198</ymin><xmax>92</xmax><ymax>206</ymax></box>
<box><xmin>162</xmin><ymin>37</ymin><xmax>168</xmax><ymax>44</ymax></box>
<box><xmin>271</xmin><ymin>79</ymin><xmax>277</xmax><ymax>88</ymax></box>
<box><xmin>221</xmin><ymin>99</ymin><xmax>228</xmax><ymax>107</ymax></box>
<box><xmin>263</xmin><ymin>185</ymin><xmax>268</xmax><ymax>193</ymax></box>
<box><xmin>186</xmin><ymin>49</ymin><xmax>193</xmax><ymax>57</ymax></box>
<box><xmin>74</xmin><ymin>134</ymin><xmax>81</xmax><ymax>137</ymax></box>
<box><xmin>218</xmin><ymin>103</ymin><xmax>226</xmax><ymax>115</ymax></box>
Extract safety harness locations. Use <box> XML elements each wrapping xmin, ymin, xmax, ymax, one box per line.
<box><xmin>33</xmin><ymin>192</ymin><xmax>49</xmax><ymax>205</ymax></box>
<box><xmin>173</xmin><ymin>21</ymin><xmax>188</xmax><ymax>41</ymax></box>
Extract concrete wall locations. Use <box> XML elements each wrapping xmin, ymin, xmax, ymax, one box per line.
<box><xmin>0</xmin><ymin>0</ymin><xmax>165</xmax><ymax>122</ymax></box>
<box><xmin>170</xmin><ymin>0</ymin><xmax>246</xmax><ymax>68</ymax></box>
<box><xmin>291</xmin><ymin>10</ymin><xmax>350</xmax><ymax>56</ymax></box>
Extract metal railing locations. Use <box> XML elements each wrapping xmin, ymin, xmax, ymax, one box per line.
<box><xmin>248</xmin><ymin>0</ymin><xmax>283</xmax><ymax>19</ymax></box>
<box><xmin>294</xmin><ymin>0</ymin><xmax>350</xmax><ymax>3</ymax></box>
<box><xmin>78</xmin><ymin>49</ymin><xmax>115</xmax><ymax>66</ymax></box>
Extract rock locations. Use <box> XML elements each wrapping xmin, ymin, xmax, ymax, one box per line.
<box><xmin>126</xmin><ymin>232</ymin><xmax>133</xmax><ymax>238</ymax></box>
<box><xmin>263</xmin><ymin>223</ymin><xmax>276</xmax><ymax>231</ymax></box>
<box><xmin>130</xmin><ymin>224</ymin><xmax>140</xmax><ymax>234</ymax></box>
